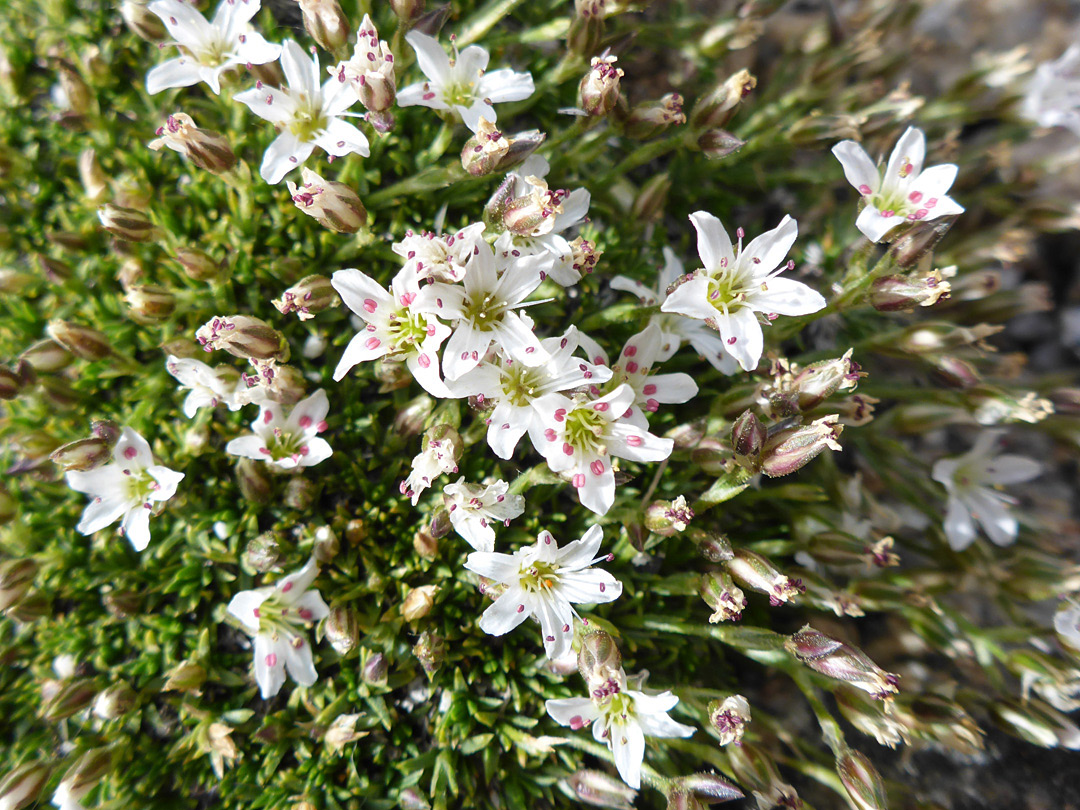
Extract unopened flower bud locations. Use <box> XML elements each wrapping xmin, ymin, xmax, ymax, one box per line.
<box><xmin>244</xmin><ymin>532</ymin><xmax>284</xmax><ymax>573</ymax></box>
<box><xmin>630</xmin><ymin>173</ymin><xmax>671</xmax><ymax>224</ymax></box>
<box><xmin>287</xmin><ymin>168</ymin><xmax>367</xmax><ymax>233</ymax></box>
<box><xmin>103</xmin><ymin>589</ymin><xmax>141</xmax><ymax>618</ymax></box>
<box><xmin>0</xmin><ymin>270</ymin><xmax>37</xmax><ymax>294</ymax></box>
<box><xmin>402</xmin><ymin>585</ymin><xmax>438</xmax><ymax>622</ymax></box>
<box><xmin>326</xmin><ymin>606</ymin><xmax>360</xmax><ymax>657</ymax></box>
<box><xmin>412</xmin><ymin>527</ymin><xmax>439</xmax><ymax>559</ymax></box>
<box><xmin>49</xmin><ymin>438</ymin><xmax>112</xmax><ymax>472</ymax></box>
<box><xmin>78</xmin><ymin>148</ymin><xmax>108</xmax><ymax>203</ymax></box>
<box><xmin>708</xmin><ymin>695</ymin><xmax>751</xmax><ymax>746</ymax></box>
<box><xmin>699</xmin><ymin>571</ymin><xmax>747</xmax><ymax>622</ymax></box>
<box><xmin>785</xmin><ymin>625</ymin><xmax>899</xmax><ymax>700</ymax></box>
<box><xmin>930</xmin><ymin>355</ymin><xmax>980</xmax><ymax>389</ymax></box>
<box><xmin>92</xmin><ymin>681</ymin><xmax>136</xmax><ymax>720</ymax></box>
<box><xmin>0</xmin><ymin>762</ymin><xmax>51</xmax><ymax>810</ymax></box>
<box><xmin>786</xmin><ymin>351</ymin><xmax>862</xmax><ymax>412</ymax></box>
<box><xmin>624</xmin><ymin>93</ymin><xmax>686</xmax><ymax>139</ymax></box>
<box><xmin>689</xmin><ymin>529</ymin><xmax>733</xmax><ymax>563</ymax></box>
<box><xmin>196</xmin><ymin>315</ymin><xmax>288</xmax><ymax>362</ymax></box>
<box><xmin>0</xmin><ymin>366</ymin><xmax>24</xmax><ymax>400</ymax></box>
<box><xmin>315</xmin><ymin>524</ymin><xmax>341</xmax><ymax>562</ymax></box>
<box><xmin>43</xmin><ymin>678</ymin><xmax>96</xmax><ymax>721</ymax></box>
<box><xmin>690</xmin><ymin>69</ymin><xmax>756</xmax><ymax>130</ymax></box>
<box><xmin>674</xmin><ymin>773</ymin><xmax>745</xmax><ymax>804</ymax></box>
<box><xmin>578</xmin><ymin>630</ymin><xmax>623</xmax><ymax>696</ymax></box>
<box><xmin>696</xmin><ymin>129</ymin><xmax>746</xmax><ymax>160</ymax></box>
<box><xmin>494</xmin><ymin>129</ymin><xmax>546</xmax><ymax>174</ymax></box>
<box><xmin>299</xmin><ymin>0</ymin><xmax>351</xmax><ymax>56</ymax></box>
<box><xmin>429</xmin><ymin>508</ymin><xmax>452</xmax><ymax>540</ymax></box>
<box><xmin>284</xmin><ymin>477</ymin><xmax>321</xmax><ymax>512</ymax></box>
<box><xmin>565</xmin><ymin>769</ymin><xmax>637</xmax><ymax>809</ymax></box>
<box><xmin>0</xmin><ymin>559</ymin><xmax>36</xmax><ymax>613</ymax></box>
<box><xmin>579</xmin><ymin>54</ymin><xmax>623</xmax><ymax>116</ymax></box>
<box><xmin>338</xmin><ymin>16</ymin><xmax>396</xmax><ymax>112</ymax></box>
<box><xmin>237</xmin><ymin>458</ymin><xmax>274</xmax><ymax>504</ymax></box>
<box><xmin>56</xmin><ymin>60</ymin><xmax>93</xmax><ymax>116</ymax></box>
<box><xmin>726</xmin><ymin>742</ymin><xmax>800</xmax><ymax>809</ymax></box>
<box><xmin>989</xmin><ymin>699</ymin><xmax>1080</xmax><ymax>749</ymax></box>
<box><xmin>389</xmin><ymin>0</ymin><xmax>424</xmax><ymax>22</ymax></box>
<box><xmin>97</xmin><ymin>203</ymin><xmax>155</xmax><ymax>242</ymax></box>
<box><xmin>362</xmin><ymin>651</ymin><xmax>388</xmax><ymax>685</ymax></box>
<box><xmin>503</xmin><ymin>177</ymin><xmax>568</xmax><ymax>237</ymax></box>
<box><xmin>690</xmin><ymin>436</ymin><xmax>736</xmax><ymax>476</ymax></box>
<box><xmin>725</xmin><ymin>548</ymin><xmax>804</xmax><ymax>606</ymax></box>
<box><xmin>412</xmin><ymin>630</ymin><xmax>445</xmax><ymax>674</ymax></box>
<box><xmin>836</xmin><ymin>750</ymin><xmax>886</xmax><ymax>810</ymax></box>
<box><xmin>20</xmin><ymin>339</ymin><xmax>72</xmax><ymax>373</ymax></box>
<box><xmin>149</xmin><ymin>113</ymin><xmax>236</xmax><ymax>174</ymax></box>
<box><xmin>162</xmin><ymin>660</ymin><xmax>206</xmax><ymax>693</ymax></box>
<box><xmin>731</xmin><ymin>410</ymin><xmax>765</xmax><ymax>461</ymax></box>
<box><xmin>324</xmin><ymin>713</ymin><xmax>364</xmax><ymax>752</ymax></box>
<box><xmin>760</xmin><ymin>415</ymin><xmax>843</xmax><ymax>477</ymax></box>
<box><xmin>392</xmin><ymin>396</ymin><xmax>432</xmax><ymax>439</ymax></box>
<box><xmin>242</xmin><ymin>359</ymin><xmax>306</xmax><ymax>406</ymax></box>
<box><xmin>644</xmin><ymin>496</ymin><xmax>694</xmax><ymax>536</ymax></box>
<box><xmin>274</xmin><ymin>274</ymin><xmax>341</xmax><ymax>320</ymax></box>
<box><xmin>121</xmin><ymin>0</ymin><xmax>166</xmax><ymax>40</ymax></box>
<box><xmin>889</xmin><ymin>217</ymin><xmax>953</xmax><ymax>267</ymax></box>
<box><xmin>39</xmin><ymin>377</ymin><xmax>82</xmax><ymax>410</ymax></box>
<box><xmin>124</xmin><ymin>284</ymin><xmax>177</xmax><ymax>323</ymax></box>
<box><xmin>461</xmin><ymin>118</ymin><xmax>511</xmax><ymax>176</ymax></box>
<box><xmin>46</xmin><ymin>320</ymin><xmax>110</xmax><ymax>361</ymax></box>
<box><xmin>567</xmin><ymin>0</ymin><xmax>606</xmax><ymax>55</ymax></box>
<box><xmin>60</xmin><ymin>748</ymin><xmax>112</xmax><ymax>798</ymax></box>
<box><xmin>174</xmin><ymin>247</ymin><xmax>225</xmax><ymax>282</ymax></box>
<box><xmin>869</xmin><ymin>270</ymin><xmax>951</xmax><ymax>311</ymax></box>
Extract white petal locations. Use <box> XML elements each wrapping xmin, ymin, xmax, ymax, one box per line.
<box><xmin>944</xmin><ymin>496</ymin><xmax>977</xmax><ymax>551</ymax></box>
<box><xmin>294</xmin><ymin>590</ymin><xmax>330</xmax><ymax>622</ymax></box>
<box><xmin>443</xmin><ymin>325</ymin><xmax>492</xmax><ymax>381</ymax></box>
<box><xmin>75</xmin><ymin>496</ymin><xmax>129</xmax><ymax>536</ymax></box>
<box><xmin>553</xmin><ymin>188</ymin><xmax>590</xmax><ymax>231</ymax></box>
<box><xmin>965</xmin><ymin>489</ymin><xmax>1018</xmax><ymax>547</ymax></box>
<box><xmin>752</xmin><ymin>276</ymin><xmax>826</xmax><ymax>316</ymax></box>
<box><xmin>116</xmin><ymin>427</ymin><xmax>154</xmax><ymax>469</ymax></box>
<box><xmin>396</xmin><ymin>80</ymin><xmax>445</xmax><ymax>109</ymax></box>
<box><xmin>719</xmin><ymin>306</ymin><xmax>764</xmax><ymax>371</ymax></box>
<box><xmin>148</xmin><ymin>0</ymin><xmax>212</xmax><ymax>46</ymax></box>
<box><xmin>683</xmin><ymin>324</ymin><xmax>741</xmax><ymax>374</ymax></box>
<box><xmin>227</xmin><ymin>589</ymin><xmax>268</xmax><ymax>632</ymax></box>
<box><xmin>831</xmin><ymin>140</ymin><xmax>880</xmax><ymax>193</ymax></box>
<box><xmin>121</xmin><ymin>506</ymin><xmax>152</xmax><ymax>551</ymax></box>
<box><xmin>555</xmin><ymin>570</ymin><xmax>622</xmax><ymax>604</ymax></box>
<box><xmin>298</xmin><ymin>436</ymin><xmax>333</xmax><ymax>467</ymax></box>
<box><xmin>226</xmin><ymin>434</ymin><xmax>269</xmax><ymax>460</ymax></box>
<box><xmin>282</xmin><ymin>635</ymin><xmax>319</xmax><ymax>687</ymax></box>
<box><xmin>536</xmin><ymin>591</ymin><xmax>575</xmax><ymax>660</ymax></box>
<box><xmin>910</xmin><ymin>164</ymin><xmax>958</xmax><ymax>198</ymax></box>
<box><xmin>276</xmin><ymin>557</ymin><xmax>320</xmax><ymax>601</ymax></box>
<box><xmin>487</xmin><ymin>402</ymin><xmax>530</xmax><ymax>460</ymax></box>
<box><xmin>280</xmin><ymin>40</ymin><xmax>319</xmax><ymax>98</ymax></box>
<box><xmin>314</xmin><ymin>118</ymin><xmax>370</xmax><ymax>158</ymax></box>
<box><xmin>494</xmin><ymin>313</ymin><xmax>548</xmax><ymax>367</ymax></box>
<box><xmin>855</xmin><ymin>206</ymin><xmax>902</xmax><ymax>243</ymax></box>
<box><xmin>607</xmin><ymin>424</ymin><xmax>674</xmax><ymax>463</ymax></box>
<box><xmin>660</xmin><ymin>275</ymin><xmax>715</xmax><ymax>322</ymax></box>
<box><xmin>459</xmin><ymin>101</ymin><xmax>495</xmax><ymax>132</ymax></box>
<box><xmin>406</xmin><ymin>31</ymin><xmax>451</xmax><ymax>82</ymax></box>
<box><xmin>610</xmin><ymin>275</ymin><xmax>659</xmax><ymax>305</ymax></box>
<box><xmin>147</xmin><ymin>466</ymin><xmax>184</xmax><ymax>501</ymax></box>
<box><xmin>688</xmin><ymin>211</ymin><xmax>734</xmax><ymax>272</ymax></box>
<box><xmin>478</xmin><ymin>68</ymin><xmax>535</xmax><ymax>103</ymax></box>
<box><xmin>452</xmin><ymin>513</ymin><xmax>496</xmax><ymax>552</ymax></box>
<box><xmin>577</xmin><ymin>462</ymin><xmax>616</xmax><ymax>516</ymax></box>
<box><xmin>556</xmin><ymin>525</ymin><xmax>604</xmax><ymax>570</ymax></box>
<box><xmin>465</xmin><ymin>550</ymin><xmax>519</xmax><ymax>582</ymax></box>
<box><xmin>611</xmin><ymin>721</ymin><xmax>646</xmax><ymax>789</ymax></box>
<box><xmin>406</xmin><ymin>348</ymin><xmax>453</xmax><ymax>398</ymax></box>
<box><xmin>334</xmin><ymin>332</ymin><xmax>387</xmax><ymax>380</ymax></box>
<box><xmin>454</xmin><ymin>44</ymin><xmax>490</xmax><ymax>78</ymax></box>
<box><xmin>286</xmin><ymin>389</ymin><xmax>330</xmax><ymax>434</ymax></box>
<box><xmin>66</xmin><ymin>464</ymin><xmax>127</xmax><ymax>496</ymax></box>
<box><xmin>981</xmin><ymin>455</ymin><xmax>1041</xmax><ymax>485</ymax></box>
<box><xmin>741</xmin><ymin>215</ymin><xmax>797</xmax><ymax>275</ymax></box>
<box><xmin>478</xmin><ymin>587</ymin><xmax>533</xmax><ymax>636</ymax></box>
<box><xmin>234</xmin><ymin>84</ymin><xmax>296</xmax><ymax>125</ymax></box>
<box><xmin>545</xmin><ymin>697</ymin><xmax>600</xmax><ymax>727</ymax></box>
<box><xmin>261</xmin><ymin>132</ymin><xmax>315</xmax><ymax>185</ymax></box>
<box><xmin>146</xmin><ymin>58</ymin><xmax>204</xmax><ymax>94</ymax></box>
<box><xmin>212</xmin><ymin>0</ymin><xmax>261</xmax><ymax>34</ymax></box>
<box><xmin>641</xmin><ymin>372</ymin><xmax>697</xmax><ymax>405</ymax></box>
<box><xmin>926</xmin><ymin>196</ymin><xmax>964</xmax><ymax>219</ymax></box>
<box><xmin>235</xmin><ymin>32</ymin><xmax>281</xmax><ymax>66</ymax></box>
<box><xmin>254</xmin><ymin>634</ymin><xmax>287</xmax><ymax>698</ymax></box>
<box><xmin>884</xmin><ymin>127</ymin><xmax>926</xmax><ymax>186</ymax></box>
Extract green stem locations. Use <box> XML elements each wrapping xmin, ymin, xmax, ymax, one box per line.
<box><xmin>367</xmin><ymin>164</ymin><xmax>470</xmax><ymax>206</ymax></box>
<box><xmin>457</xmin><ymin>0</ymin><xmax>531</xmax><ymax>47</ymax></box>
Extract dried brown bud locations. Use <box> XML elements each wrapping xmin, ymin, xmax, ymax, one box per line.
<box><xmin>97</xmin><ymin>203</ymin><xmax>155</xmax><ymax>242</ymax></box>
<box><xmin>46</xmin><ymin>320</ymin><xmax>110</xmax><ymax>361</ymax></box>
<box><xmin>125</xmin><ymin>284</ymin><xmax>177</xmax><ymax>323</ymax></box>
<box><xmin>244</xmin><ymin>532</ymin><xmax>284</xmax><ymax>573</ymax></box>
<box><xmin>389</xmin><ymin>0</ymin><xmax>424</xmax><ymax>22</ymax></box>
<box><xmin>43</xmin><ymin>678</ymin><xmax>97</xmax><ymax>721</ymax></box>
<box><xmin>274</xmin><ymin>274</ymin><xmax>341</xmax><ymax>320</ymax></box>
<box><xmin>78</xmin><ymin>148</ymin><xmax>108</xmax><ymax>203</ymax></box>
<box><xmin>162</xmin><ymin>660</ymin><xmax>206</xmax><ymax>693</ymax></box>
<box><xmin>149</xmin><ymin>113</ymin><xmax>237</xmax><ymax>174</ymax></box>
<box><xmin>731</xmin><ymin>409</ymin><xmax>765</xmax><ymax>461</ymax></box>
<box><xmin>869</xmin><ymin>269</ymin><xmax>952</xmax><ymax>311</ymax></box>
<box><xmin>412</xmin><ymin>630</ymin><xmax>445</xmax><ymax>674</ymax></box>
<box><xmin>49</xmin><ymin>438</ymin><xmax>112</xmax><ymax>472</ymax></box>
<box><xmin>362</xmin><ymin>651</ymin><xmax>388</xmax><ymax>685</ymax></box>
<box><xmin>567</xmin><ymin>0</ymin><xmax>606</xmax><ymax>56</ymax></box>
<box><xmin>0</xmin><ymin>762</ymin><xmax>51</xmax><ymax>810</ymax></box>
<box><xmin>92</xmin><ymin>681</ymin><xmax>137</xmax><ymax>719</ymax></box>
<box><xmin>19</xmin><ymin>339</ymin><xmax>72</xmax><ymax>373</ymax></box>
<box><xmin>236</xmin><ymin>458</ymin><xmax>274</xmax><ymax>504</ymax></box>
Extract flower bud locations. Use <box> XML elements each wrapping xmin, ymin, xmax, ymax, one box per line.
<box><xmin>162</xmin><ymin>660</ymin><xmax>206</xmax><ymax>693</ymax></box>
<box><xmin>623</xmin><ymin>93</ymin><xmax>686</xmax><ymax>139</ymax></box>
<box><xmin>578</xmin><ymin>630</ymin><xmax>623</xmax><ymax>696</ymax></box>
<box><xmin>0</xmin><ymin>762</ymin><xmax>51</xmax><ymax>810</ymax></box>
<box><xmin>6</xmin><ymin>593</ymin><xmax>49</xmax><ymax>623</ymax></box>
<box><xmin>786</xmin><ymin>351</ymin><xmax>862</xmax><ymax>412</ymax></box>
<box><xmin>724</xmin><ymin>548</ymin><xmax>804</xmax><ymax>606</ymax></box>
<box><xmin>889</xmin><ymin>217</ymin><xmax>953</xmax><ymax>267</ymax></box>
<box><xmin>836</xmin><ymin>750</ymin><xmax>886</xmax><ymax>810</ymax></box>
<box><xmin>124</xmin><ymin>284</ymin><xmax>177</xmax><ymax>323</ymax></box>
<box><xmin>49</xmin><ymin>438</ymin><xmax>112</xmax><ymax>472</ymax></box>
<box><xmin>149</xmin><ymin>113</ymin><xmax>236</xmax><ymax>174</ymax></box>
<box><xmin>696</xmin><ymin>129</ymin><xmax>746</xmax><ymax>160</ymax></box>
<box><xmin>46</xmin><ymin>320</ymin><xmax>110</xmax><ymax>361</ymax></box>
<box><xmin>283</xmin><ymin>477</ymin><xmax>321</xmax><ymax>512</ymax></box>
<box><xmin>0</xmin><ymin>559</ymin><xmax>36</xmax><ymax>613</ymax></box>
<box><xmin>196</xmin><ymin>315</ymin><xmax>288</xmax><ymax>362</ymax></box>
<box><xmin>237</xmin><ymin>458</ymin><xmax>274</xmax><ymax>504</ymax></box>
<box><xmin>92</xmin><ymin>681</ymin><xmax>137</xmax><ymax>720</ymax></box>
<box><xmin>286</xmin><ymin>168</ymin><xmax>367</xmax><ymax>233</ymax></box>
<box><xmin>338</xmin><ymin>16</ymin><xmax>396</xmax><ymax>112</ymax></box>
<box><xmin>674</xmin><ymin>773</ymin><xmax>744</xmax><ymax>804</ymax></box>
<box><xmin>43</xmin><ymin>678</ymin><xmax>96</xmax><ymax>721</ymax></box>
<box><xmin>299</xmin><ymin>0</ymin><xmax>351</xmax><ymax>56</ymax></box>
<box><xmin>412</xmin><ymin>630</ymin><xmax>445</xmax><ymax>674</ymax></box>
<box><xmin>389</xmin><ymin>0</ymin><xmax>424</xmax><ymax>22</ymax></box>
<box><xmin>869</xmin><ymin>270</ymin><xmax>951</xmax><ymax>311</ymax></box>
<box><xmin>242</xmin><ymin>359</ymin><xmax>306</xmax><ymax>406</ymax></box>
<box><xmin>56</xmin><ymin>60</ymin><xmax>93</xmax><ymax>116</ymax></box>
<box><xmin>699</xmin><ymin>571</ymin><xmax>747</xmax><ymax>623</ymax></box>
<box><xmin>413</xmin><ymin>527</ymin><xmax>439</xmax><ymax>559</ymax></box>
<box><xmin>690</xmin><ymin>436</ymin><xmax>735</xmax><ymax>476</ymax></box>
<box><xmin>784</xmin><ymin>625</ymin><xmax>899</xmax><ymax>700</ymax></box>
<box><xmin>20</xmin><ymin>339</ymin><xmax>72</xmax><ymax>373</ymax></box>
<box><xmin>759</xmin><ymin>415</ymin><xmax>843</xmax><ymax>478</ymax></box>
<box><xmin>644</xmin><ymin>496</ymin><xmax>694</xmax><ymax>536</ymax></box>
<box><xmin>630</xmin><ymin>173</ymin><xmax>671</xmax><ymax>224</ymax></box>
<box><xmin>570</xmin><ymin>236</ymin><xmax>602</xmax><ymax>278</ymax></box>
<box><xmin>690</xmin><ymin>529</ymin><xmax>733</xmax><ymax>563</ymax></box>
<box><xmin>503</xmin><ymin>177</ymin><xmax>568</xmax><ymax>237</ymax></box>
<box><xmin>97</xmin><ymin>203</ymin><xmax>155</xmax><ymax>242</ymax></box>
<box><xmin>834</xmin><ymin>689</ymin><xmax>907</xmax><ymax>748</ymax></box>
<box><xmin>362</xmin><ymin>651</ymin><xmax>388</xmax><ymax>685</ymax></box>
<box><xmin>59</xmin><ymin>748</ymin><xmax>112</xmax><ymax>798</ymax></box>
<box><xmin>730</xmin><ymin>409</ymin><xmax>765</xmax><ymax>461</ymax></box>
<box><xmin>567</xmin><ymin>0</ymin><xmax>606</xmax><ymax>56</ymax></box>
<box><xmin>565</xmin><ymin>769</ymin><xmax>636</xmax><ymax>810</ymax></box>
<box><xmin>461</xmin><ymin>118</ymin><xmax>511</xmax><ymax>176</ymax></box>
<box><xmin>726</xmin><ymin>742</ymin><xmax>800</xmax><ymax>809</ymax></box>
<box><xmin>274</xmin><ymin>274</ymin><xmax>341</xmax><ymax>320</ymax></box>
<box><xmin>244</xmin><ymin>532</ymin><xmax>284</xmax><ymax>573</ymax></box>
<box><xmin>708</xmin><ymin>695</ymin><xmax>751</xmax><ymax>746</ymax></box>
<box><xmin>103</xmin><ymin>589</ymin><xmax>142</xmax><ymax>619</ymax></box>
<box><xmin>326</xmin><ymin>606</ymin><xmax>360</xmax><ymax>657</ymax></box>
<box><xmin>428</xmin><ymin>508</ymin><xmax>452</xmax><ymax>539</ymax></box>
<box><xmin>690</xmin><ymin>69</ymin><xmax>756</xmax><ymax>130</ymax></box>
<box><xmin>579</xmin><ymin>54</ymin><xmax>623</xmax><ymax>116</ymax></box>
<box><xmin>324</xmin><ymin>713</ymin><xmax>364</xmax><ymax>752</ymax></box>
<box><xmin>174</xmin><ymin>247</ymin><xmax>225</xmax><ymax>282</ymax></box>
<box><xmin>0</xmin><ymin>366</ymin><xmax>24</xmax><ymax>400</ymax></box>
<box><xmin>0</xmin><ymin>270</ymin><xmax>37</xmax><ymax>294</ymax></box>
<box><xmin>121</xmin><ymin>1</ymin><xmax>166</xmax><ymax>40</ymax></box>
<box><xmin>78</xmin><ymin>148</ymin><xmax>108</xmax><ymax>204</ymax></box>
<box><xmin>494</xmin><ymin>129</ymin><xmax>546</xmax><ymax>174</ymax></box>
<box><xmin>402</xmin><ymin>585</ymin><xmax>438</xmax><ymax>622</ymax></box>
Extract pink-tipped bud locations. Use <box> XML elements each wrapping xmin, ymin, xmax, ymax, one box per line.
<box><xmin>338</xmin><ymin>16</ymin><xmax>396</xmax><ymax>112</ymax></box>
<box><xmin>503</xmin><ymin>176</ymin><xmax>567</xmax><ymax>237</ymax></box>
<box><xmin>623</xmin><ymin>93</ymin><xmax>686</xmax><ymax>140</ymax></box>
<box><xmin>730</xmin><ymin>409</ymin><xmax>765</xmax><ymax>461</ymax></box>
<box><xmin>149</xmin><ymin>113</ymin><xmax>236</xmax><ymax>174</ymax></box>
<box><xmin>49</xmin><ymin>437</ymin><xmax>112</xmax><ymax>472</ymax></box>
<box><xmin>708</xmin><ymin>695</ymin><xmax>751</xmax><ymax>746</ymax></box>
<box><xmin>567</xmin><ymin>0</ymin><xmax>606</xmax><ymax>56</ymax></box>
<box><xmin>785</xmin><ymin>625</ymin><xmax>899</xmax><ymax>700</ymax></box>
<box><xmin>689</xmin><ymin>69</ymin><xmax>756</xmax><ymax>130</ymax></box>
<box><xmin>869</xmin><ymin>270</ymin><xmax>951</xmax><ymax>311</ymax></box>
<box><xmin>286</xmin><ymin>168</ymin><xmax>367</xmax><ymax>233</ymax></box>
<box><xmin>196</xmin><ymin>315</ymin><xmax>288</xmax><ymax>362</ymax></box>
<box><xmin>362</xmin><ymin>651</ymin><xmax>388</xmax><ymax>685</ymax></box>
<box><xmin>699</xmin><ymin>571</ymin><xmax>747</xmax><ymax>623</ymax></box>
<box><xmin>461</xmin><ymin>118</ymin><xmax>511</xmax><ymax>177</ymax></box>
<box><xmin>759</xmin><ymin>415</ymin><xmax>843</xmax><ymax>477</ymax></box>
<box><xmin>274</xmin><ymin>274</ymin><xmax>341</xmax><ymax>320</ymax></box>
<box><xmin>579</xmin><ymin>54</ymin><xmax>623</xmax><ymax>117</ymax></box>
<box><xmin>724</xmin><ymin>548</ymin><xmax>804</xmax><ymax>606</ymax></box>
<box><xmin>836</xmin><ymin>750</ymin><xmax>887</xmax><ymax>810</ymax></box>
<box><xmin>565</xmin><ymin>768</ymin><xmax>636</xmax><ymax>809</ymax></box>
<box><xmin>644</xmin><ymin>496</ymin><xmax>694</xmax><ymax>536</ymax></box>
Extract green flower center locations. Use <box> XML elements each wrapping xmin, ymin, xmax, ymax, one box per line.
<box><xmin>443</xmin><ymin>81</ymin><xmax>477</xmax><ymax>108</ymax></box>
<box><xmin>265</xmin><ymin>429</ymin><xmax>305</xmax><ymax>461</ymax></box>
<box><xmin>519</xmin><ymin>559</ymin><xmax>560</xmax><ymax>593</ymax></box>
<box><xmin>565</xmin><ymin>405</ymin><xmax>608</xmax><ymax>454</ymax></box>
<box><xmin>255</xmin><ymin>591</ymin><xmax>315</xmax><ymax>636</ymax></box>
<box><xmin>386</xmin><ymin>306</ymin><xmax>434</xmax><ymax>350</ymax></box>
<box><xmin>194</xmin><ymin>36</ymin><xmax>231</xmax><ymax>68</ymax></box>
<box><xmin>125</xmin><ymin>472</ymin><xmax>157</xmax><ymax>504</ymax></box>
<box><xmin>287</xmin><ymin>97</ymin><xmax>329</xmax><ymax>143</ymax></box>
<box><xmin>501</xmin><ymin>363</ymin><xmax>546</xmax><ymax>407</ymax></box>
<box><xmin>706</xmin><ymin>263</ymin><xmax>756</xmax><ymax>313</ymax></box>
<box><xmin>461</xmin><ymin>293</ymin><xmax>507</xmax><ymax>332</ymax></box>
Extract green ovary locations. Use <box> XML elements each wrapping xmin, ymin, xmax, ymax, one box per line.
<box><xmin>564</xmin><ymin>407</ymin><xmax>607</xmax><ymax>455</ymax></box>
<box><xmin>287</xmin><ymin>98</ymin><xmax>328</xmax><ymax>143</ymax></box>
<box><xmin>519</xmin><ymin>559</ymin><xmax>559</xmax><ymax>593</ymax></box>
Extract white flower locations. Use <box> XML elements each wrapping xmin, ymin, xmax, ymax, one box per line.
<box><xmin>396</xmin><ymin>31</ymin><xmax>535</xmax><ymax>131</ymax></box>
<box><xmin>464</xmin><ymin>526</ymin><xmax>622</xmax><ymax>660</ymax></box>
<box><xmin>546</xmin><ymin>677</ymin><xmax>694</xmax><ymax>789</ymax></box>
<box><xmin>492</xmin><ymin>156</ymin><xmax>591</xmax><ymax>286</ymax></box>
<box><xmin>576</xmin><ymin>322</ymin><xmax>698</xmax><ymax>426</ymax></box>
<box><xmin>931</xmin><ymin>431</ymin><xmax>1041</xmax><ymax>551</ymax></box>
<box><xmin>166</xmin><ymin>355</ymin><xmax>244</xmax><ymax>418</ymax></box>
<box><xmin>335</xmin><ymin>15</ymin><xmax>396</xmax><ymax>114</ymax></box>
<box><xmin>146</xmin><ymin>0</ymin><xmax>281</xmax><ymax>95</ymax></box>
<box><xmin>412</xmin><ymin>237</ymin><xmax>549</xmax><ymax>380</ymax></box>
<box><xmin>661</xmin><ymin>212</ymin><xmax>826</xmax><ymax>372</ymax></box>
<box><xmin>401</xmin><ymin>427</ymin><xmax>461</xmax><ymax>505</ymax></box>
<box><xmin>832</xmin><ymin>127</ymin><xmax>964</xmax><ymax>243</ymax></box>
<box><xmin>447</xmin><ymin>325</ymin><xmax>612</xmax><ymax>459</ymax></box>
<box><xmin>392</xmin><ymin>222</ymin><xmax>487</xmax><ymax>287</ymax></box>
<box><xmin>534</xmin><ymin>384</ymin><xmax>673</xmax><ymax>516</ymax></box>
<box><xmin>51</xmin><ymin>783</ymin><xmax>88</xmax><ymax>810</ymax></box>
<box><xmin>331</xmin><ymin>266</ymin><xmax>452</xmax><ymax>397</ymax></box>
<box><xmin>65</xmin><ymin>427</ymin><xmax>184</xmax><ymax>552</ymax></box>
<box><xmin>226</xmin><ymin>558</ymin><xmax>330</xmax><ymax>698</ymax></box>
<box><xmin>1055</xmin><ymin>600</ymin><xmax>1080</xmax><ymax>651</ymax></box>
<box><xmin>234</xmin><ymin>40</ymin><xmax>369</xmax><ymax>184</ymax></box>
<box><xmin>611</xmin><ymin>246</ymin><xmax>741</xmax><ymax>374</ymax></box>
<box><xmin>1022</xmin><ymin>45</ymin><xmax>1080</xmax><ymax>138</ymax></box>
<box><xmin>225</xmin><ymin>389</ymin><xmax>333</xmax><ymax>469</ymax></box>
<box><xmin>443</xmin><ymin>478</ymin><xmax>525</xmax><ymax>552</ymax></box>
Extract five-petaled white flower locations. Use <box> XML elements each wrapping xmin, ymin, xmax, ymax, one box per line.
<box><xmin>546</xmin><ymin>675</ymin><xmax>695</xmax><ymax>789</ymax></box>
<box><xmin>66</xmin><ymin>427</ymin><xmax>185</xmax><ymax>552</ymax></box>
<box><xmin>396</xmin><ymin>31</ymin><xmax>535</xmax><ymax>131</ymax></box>
<box><xmin>392</xmin><ymin>222</ymin><xmax>487</xmax><ymax>288</ymax></box>
<box><xmin>465</xmin><ymin>526</ymin><xmax>622</xmax><ymax>660</ymax></box>
<box><xmin>166</xmin><ymin>355</ymin><xmax>244</xmax><ymax>418</ymax></box>
<box><xmin>234</xmin><ymin>40</ymin><xmax>369</xmax><ymax>184</ymax></box>
<box><xmin>534</xmin><ymin>384</ymin><xmax>673</xmax><ymax>516</ymax></box>
<box><xmin>661</xmin><ymin>212</ymin><xmax>826</xmax><ymax>372</ymax></box>
<box><xmin>227</xmin><ymin>557</ymin><xmax>330</xmax><ymax>698</ymax></box>
<box><xmin>331</xmin><ymin>266</ymin><xmax>452</xmax><ymax>397</ymax></box>
<box><xmin>611</xmin><ymin>246</ymin><xmax>741</xmax><ymax>374</ymax></box>
<box><xmin>931</xmin><ymin>431</ymin><xmax>1041</xmax><ymax>551</ymax></box>
<box><xmin>443</xmin><ymin>478</ymin><xmax>525</xmax><ymax>552</ymax></box>
<box><xmin>832</xmin><ymin>127</ymin><xmax>964</xmax><ymax>243</ymax></box>
<box><xmin>146</xmin><ymin>0</ymin><xmax>281</xmax><ymax>95</ymax></box>
<box><xmin>225</xmin><ymin>389</ymin><xmax>333</xmax><ymax>469</ymax></box>
<box><xmin>1022</xmin><ymin>45</ymin><xmax>1080</xmax><ymax>139</ymax></box>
